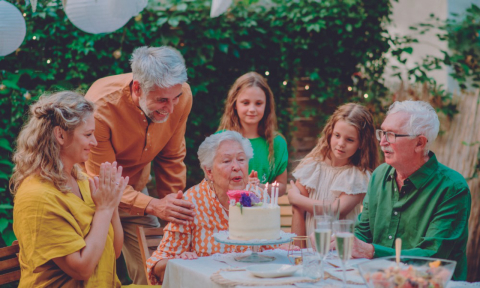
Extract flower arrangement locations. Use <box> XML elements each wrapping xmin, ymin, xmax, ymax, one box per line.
<box><xmin>227</xmin><ymin>190</ymin><xmax>262</xmax><ymax>214</ymax></box>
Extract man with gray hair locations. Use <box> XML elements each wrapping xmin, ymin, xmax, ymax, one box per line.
<box><xmin>349</xmin><ymin>100</ymin><xmax>471</xmax><ymax>280</ymax></box>
<box><xmin>84</xmin><ymin>46</ymin><xmax>195</xmax><ymax>284</ymax></box>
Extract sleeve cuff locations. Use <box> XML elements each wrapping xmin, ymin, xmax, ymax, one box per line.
<box><xmin>131</xmin><ymin>193</ymin><xmax>154</xmax><ymax>216</ymax></box>
<box><xmin>372</xmin><ymin>244</ymin><xmax>395</xmax><ymax>258</ymax></box>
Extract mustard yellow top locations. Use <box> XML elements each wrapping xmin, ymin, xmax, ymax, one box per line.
<box><xmin>13</xmin><ymin>174</ymin><xmax>121</xmax><ymax>288</ymax></box>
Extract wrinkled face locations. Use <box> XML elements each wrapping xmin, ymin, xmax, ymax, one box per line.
<box><xmin>62</xmin><ymin>114</ymin><xmax>97</xmax><ymax>164</ymax></box>
<box><xmin>139</xmin><ymin>84</ymin><xmax>183</xmax><ymax>123</ymax></box>
<box><xmin>329</xmin><ymin>120</ymin><xmax>360</xmax><ymax>166</ymax></box>
<box><xmin>207</xmin><ymin>140</ymin><xmax>249</xmax><ymax>194</ymax></box>
<box><xmin>235</xmin><ymin>87</ymin><xmax>266</xmax><ymax>128</ymax></box>
<box><xmin>379</xmin><ymin>112</ymin><xmax>417</xmax><ymax>168</ymax></box>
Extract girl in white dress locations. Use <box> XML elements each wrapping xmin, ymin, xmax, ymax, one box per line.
<box><xmin>288</xmin><ymin>103</ymin><xmax>379</xmax><ymax>238</ymax></box>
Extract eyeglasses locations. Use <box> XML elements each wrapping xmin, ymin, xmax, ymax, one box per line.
<box><xmin>375</xmin><ymin>129</ymin><xmax>420</xmax><ymax>143</ymax></box>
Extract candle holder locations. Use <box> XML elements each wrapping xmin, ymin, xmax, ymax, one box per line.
<box><xmin>287</xmin><ymin>236</ymin><xmax>314</xmax><ymax>265</ymax></box>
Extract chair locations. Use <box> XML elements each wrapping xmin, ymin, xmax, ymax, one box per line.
<box><xmin>0</xmin><ymin>240</ymin><xmax>20</xmax><ymax>285</ymax></box>
<box><xmin>136</xmin><ymin>226</ymin><xmax>164</xmax><ymax>285</ymax></box>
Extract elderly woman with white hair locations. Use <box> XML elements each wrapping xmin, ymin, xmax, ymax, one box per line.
<box><xmin>146</xmin><ymin>131</ymin><xmax>258</xmax><ymax>284</ymax></box>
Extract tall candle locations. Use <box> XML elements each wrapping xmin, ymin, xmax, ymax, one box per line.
<box><xmin>263</xmin><ymin>183</ymin><xmax>269</xmax><ymax>206</ymax></box>
<box><xmin>275</xmin><ymin>183</ymin><xmax>279</xmax><ymax>206</ymax></box>
<box><xmin>271</xmin><ymin>181</ymin><xmax>277</xmax><ymax>206</ymax></box>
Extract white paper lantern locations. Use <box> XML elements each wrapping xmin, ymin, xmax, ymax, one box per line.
<box><xmin>210</xmin><ymin>0</ymin><xmax>232</xmax><ymax>18</ymax></box>
<box><xmin>65</xmin><ymin>0</ymin><xmax>148</xmax><ymax>34</ymax></box>
<box><xmin>0</xmin><ymin>1</ymin><xmax>27</xmax><ymax>57</ymax></box>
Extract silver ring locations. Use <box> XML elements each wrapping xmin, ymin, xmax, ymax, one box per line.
<box><xmin>115</xmin><ymin>182</ymin><xmax>119</xmax><ymax>185</ymax></box>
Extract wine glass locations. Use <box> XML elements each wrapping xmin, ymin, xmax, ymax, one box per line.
<box><xmin>314</xmin><ymin>216</ymin><xmax>332</xmax><ymax>280</ymax></box>
<box><xmin>333</xmin><ymin>219</ymin><xmax>354</xmax><ymax>288</ymax></box>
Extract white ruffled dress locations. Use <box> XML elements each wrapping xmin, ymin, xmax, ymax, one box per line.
<box><xmin>292</xmin><ymin>160</ymin><xmax>371</xmax><ymax>238</ymax></box>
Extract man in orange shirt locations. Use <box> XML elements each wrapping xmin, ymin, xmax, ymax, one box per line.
<box><xmin>84</xmin><ymin>46</ymin><xmax>196</xmax><ymax>284</ymax></box>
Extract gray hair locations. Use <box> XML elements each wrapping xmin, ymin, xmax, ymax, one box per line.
<box><xmin>130</xmin><ymin>46</ymin><xmax>188</xmax><ymax>93</ymax></box>
<box><xmin>198</xmin><ymin>131</ymin><xmax>254</xmax><ymax>177</ymax></box>
<box><xmin>387</xmin><ymin>100</ymin><xmax>440</xmax><ymax>155</ymax></box>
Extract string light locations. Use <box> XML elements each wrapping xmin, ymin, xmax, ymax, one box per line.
<box><xmin>23</xmin><ymin>13</ymin><xmax>26</xmax><ymax>17</ymax></box>
<box><xmin>305</xmin><ymin>85</ymin><xmax>310</xmax><ymax>90</ymax></box>
<box><xmin>364</xmin><ymin>93</ymin><xmax>368</xmax><ymax>98</ymax></box>
<box><xmin>47</xmin><ymin>59</ymin><xmax>51</xmax><ymax>64</ymax></box>
<box><xmin>0</xmin><ymin>84</ymin><xmax>6</xmax><ymax>90</ymax></box>
<box><xmin>112</xmin><ymin>49</ymin><xmax>122</xmax><ymax>59</ymax></box>
<box><xmin>348</xmin><ymin>86</ymin><xmax>352</xmax><ymax>91</ymax></box>
<box><xmin>32</xmin><ymin>36</ymin><xmax>36</xmax><ymax>40</ymax></box>
<box><xmin>23</xmin><ymin>92</ymin><xmax>31</xmax><ymax>100</ymax></box>
<box><xmin>283</xmin><ymin>81</ymin><xmax>287</xmax><ymax>86</ymax></box>
<box><xmin>265</xmin><ymin>71</ymin><xmax>269</xmax><ymax>76</ymax></box>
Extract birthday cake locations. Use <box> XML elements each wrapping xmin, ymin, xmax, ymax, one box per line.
<box><xmin>227</xmin><ymin>190</ymin><xmax>281</xmax><ymax>241</ymax></box>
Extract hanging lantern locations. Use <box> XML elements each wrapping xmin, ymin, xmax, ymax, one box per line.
<box><xmin>0</xmin><ymin>1</ymin><xmax>27</xmax><ymax>57</ymax></box>
<box><xmin>210</xmin><ymin>0</ymin><xmax>232</xmax><ymax>18</ymax></box>
<box><xmin>64</xmin><ymin>0</ymin><xmax>147</xmax><ymax>34</ymax></box>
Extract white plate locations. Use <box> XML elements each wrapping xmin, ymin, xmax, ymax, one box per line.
<box><xmin>246</xmin><ymin>264</ymin><xmax>300</xmax><ymax>278</ymax></box>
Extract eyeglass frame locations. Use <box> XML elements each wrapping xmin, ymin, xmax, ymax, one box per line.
<box><xmin>375</xmin><ymin>129</ymin><xmax>421</xmax><ymax>143</ymax></box>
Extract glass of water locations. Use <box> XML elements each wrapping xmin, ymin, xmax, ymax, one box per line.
<box><xmin>333</xmin><ymin>219</ymin><xmax>354</xmax><ymax>288</ymax></box>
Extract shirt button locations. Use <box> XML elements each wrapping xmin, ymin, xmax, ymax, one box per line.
<box><xmin>394</xmin><ymin>211</ymin><xmax>398</xmax><ymax>215</ymax></box>
<box><xmin>140</xmin><ymin>112</ymin><xmax>143</xmax><ymax>115</ymax></box>
<box><xmin>394</xmin><ymin>188</ymin><xmax>397</xmax><ymax>191</ymax></box>
<box><xmin>143</xmin><ymin>119</ymin><xmax>146</xmax><ymax>122</ymax></box>
<box><xmin>388</xmin><ymin>235</ymin><xmax>392</xmax><ymax>239</ymax></box>
<box><xmin>145</xmin><ymin>148</ymin><xmax>148</xmax><ymax>151</ymax></box>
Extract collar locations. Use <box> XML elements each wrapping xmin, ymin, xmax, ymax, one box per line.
<box><xmin>386</xmin><ymin>151</ymin><xmax>438</xmax><ymax>189</ymax></box>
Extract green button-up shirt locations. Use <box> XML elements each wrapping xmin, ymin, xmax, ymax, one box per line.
<box><xmin>355</xmin><ymin>152</ymin><xmax>471</xmax><ymax>280</ymax></box>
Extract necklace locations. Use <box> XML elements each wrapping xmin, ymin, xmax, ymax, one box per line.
<box><xmin>208</xmin><ymin>179</ymin><xmax>229</xmax><ymax>212</ymax></box>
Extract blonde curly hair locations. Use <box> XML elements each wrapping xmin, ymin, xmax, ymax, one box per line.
<box><xmin>217</xmin><ymin>72</ymin><xmax>278</xmax><ymax>164</ymax></box>
<box><xmin>10</xmin><ymin>91</ymin><xmax>95</xmax><ymax>195</ymax></box>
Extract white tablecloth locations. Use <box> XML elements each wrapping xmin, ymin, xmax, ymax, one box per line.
<box><xmin>162</xmin><ymin>249</ymin><xmax>479</xmax><ymax>288</ymax></box>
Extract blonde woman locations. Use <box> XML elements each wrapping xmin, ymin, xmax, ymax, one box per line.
<box><xmin>11</xmin><ymin>91</ymin><xmax>128</xmax><ymax>287</ymax></box>
<box><xmin>217</xmin><ymin>72</ymin><xmax>288</xmax><ymax>195</ymax></box>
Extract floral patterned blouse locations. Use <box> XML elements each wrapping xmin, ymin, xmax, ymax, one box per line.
<box><xmin>146</xmin><ymin>179</ymin><xmax>250</xmax><ymax>285</ymax></box>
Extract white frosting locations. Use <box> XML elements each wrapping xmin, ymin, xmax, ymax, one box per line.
<box><xmin>228</xmin><ymin>205</ymin><xmax>280</xmax><ymax>240</ymax></box>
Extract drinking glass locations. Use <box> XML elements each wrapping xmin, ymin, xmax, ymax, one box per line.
<box><xmin>287</xmin><ymin>236</ymin><xmax>313</xmax><ymax>265</ymax></box>
<box><xmin>333</xmin><ymin>219</ymin><xmax>354</xmax><ymax>288</ymax></box>
<box><xmin>302</xmin><ymin>251</ymin><xmax>322</xmax><ymax>279</ymax></box>
<box><xmin>322</xmin><ymin>198</ymin><xmax>340</xmax><ymax>221</ymax></box>
<box><xmin>314</xmin><ymin>216</ymin><xmax>332</xmax><ymax>280</ymax></box>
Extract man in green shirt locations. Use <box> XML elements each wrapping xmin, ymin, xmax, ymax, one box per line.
<box><xmin>351</xmin><ymin>100</ymin><xmax>471</xmax><ymax>280</ymax></box>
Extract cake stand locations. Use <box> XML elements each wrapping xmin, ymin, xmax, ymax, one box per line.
<box><xmin>213</xmin><ymin>231</ymin><xmax>296</xmax><ymax>263</ymax></box>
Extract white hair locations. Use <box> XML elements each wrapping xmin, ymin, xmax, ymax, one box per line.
<box><xmin>198</xmin><ymin>131</ymin><xmax>254</xmax><ymax>177</ymax></box>
<box><xmin>387</xmin><ymin>100</ymin><xmax>440</xmax><ymax>155</ymax></box>
<box><xmin>130</xmin><ymin>46</ymin><xmax>187</xmax><ymax>93</ymax></box>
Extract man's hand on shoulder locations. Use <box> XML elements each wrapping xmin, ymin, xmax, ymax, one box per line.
<box><xmin>145</xmin><ymin>191</ymin><xmax>196</xmax><ymax>225</ymax></box>
<box><xmin>352</xmin><ymin>237</ymin><xmax>374</xmax><ymax>259</ymax></box>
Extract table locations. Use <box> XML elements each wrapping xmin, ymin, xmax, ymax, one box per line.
<box><xmin>162</xmin><ymin>249</ymin><xmax>479</xmax><ymax>288</ymax></box>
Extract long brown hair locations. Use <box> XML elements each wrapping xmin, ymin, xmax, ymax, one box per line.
<box><xmin>10</xmin><ymin>91</ymin><xmax>95</xmax><ymax>195</ymax></box>
<box><xmin>217</xmin><ymin>72</ymin><xmax>278</xmax><ymax>164</ymax></box>
<box><xmin>295</xmin><ymin>103</ymin><xmax>379</xmax><ymax>173</ymax></box>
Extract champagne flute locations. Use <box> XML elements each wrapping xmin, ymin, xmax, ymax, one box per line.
<box><xmin>333</xmin><ymin>220</ymin><xmax>354</xmax><ymax>288</ymax></box>
<box><xmin>314</xmin><ymin>216</ymin><xmax>332</xmax><ymax>280</ymax></box>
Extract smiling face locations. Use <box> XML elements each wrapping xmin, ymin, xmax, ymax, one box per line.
<box><xmin>206</xmin><ymin>140</ymin><xmax>249</xmax><ymax>196</ymax></box>
<box><xmin>329</xmin><ymin>119</ymin><xmax>360</xmax><ymax>166</ymax></box>
<box><xmin>136</xmin><ymin>83</ymin><xmax>183</xmax><ymax>123</ymax></box>
<box><xmin>235</xmin><ymin>86</ymin><xmax>266</xmax><ymax>129</ymax></box>
<box><xmin>61</xmin><ymin>113</ymin><xmax>97</xmax><ymax>165</ymax></box>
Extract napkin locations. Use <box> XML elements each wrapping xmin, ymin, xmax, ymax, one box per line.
<box><xmin>324</xmin><ymin>267</ymin><xmax>365</xmax><ymax>285</ymax></box>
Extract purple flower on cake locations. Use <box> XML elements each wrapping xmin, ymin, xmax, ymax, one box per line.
<box><xmin>239</xmin><ymin>193</ymin><xmax>252</xmax><ymax>207</ymax></box>
<box><xmin>249</xmin><ymin>194</ymin><xmax>260</xmax><ymax>204</ymax></box>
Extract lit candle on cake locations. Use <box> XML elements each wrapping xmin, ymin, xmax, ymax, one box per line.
<box><xmin>275</xmin><ymin>183</ymin><xmax>279</xmax><ymax>206</ymax></box>
<box><xmin>263</xmin><ymin>183</ymin><xmax>269</xmax><ymax>206</ymax></box>
<box><xmin>271</xmin><ymin>181</ymin><xmax>277</xmax><ymax>206</ymax></box>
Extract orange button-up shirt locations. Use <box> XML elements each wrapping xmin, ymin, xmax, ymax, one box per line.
<box><xmin>84</xmin><ymin>73</ymin><xmax>192</xmax><ymax>216</ymax></box>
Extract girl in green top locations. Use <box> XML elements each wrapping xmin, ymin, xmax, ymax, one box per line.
<box><xmin>217</xmin><ymin>72</ymin><xmax>288</xmax><ymax>196</ymax></box>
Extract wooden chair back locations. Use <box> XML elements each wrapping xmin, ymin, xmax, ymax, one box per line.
<box><xmin>0</xmin><ymin>240</ymin><xmax>20</xmax><ymax>285</ymax></box>
<box><xmin>136</xmin><ymin>226</ymin><xmax>164</xmax><ymax>285</ymax></box>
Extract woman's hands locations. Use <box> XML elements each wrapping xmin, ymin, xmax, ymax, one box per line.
<box><xmin>287</xmin><ymin>180</ymin><xmax>302</xmax><ymax>205</ymax></box>
<box><xmin>248</xmin><ymin>170</ymin><xmax>260</xmax><ymax>187</ymax></box>
<box><xmin>175</xmin><ymin>251</ymin><xmax>198</xmax><ymax>260</ymax></box>
<box><xmin>89</xmin><ymin>162</ymin><xmax>129</xmax><ymax>212</ymax></box>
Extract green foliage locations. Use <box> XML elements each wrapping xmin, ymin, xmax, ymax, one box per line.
<box><xmin>0</xmin><ymin>0</ymin><xmax>393</xmax><ymax>245</ymax></box>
